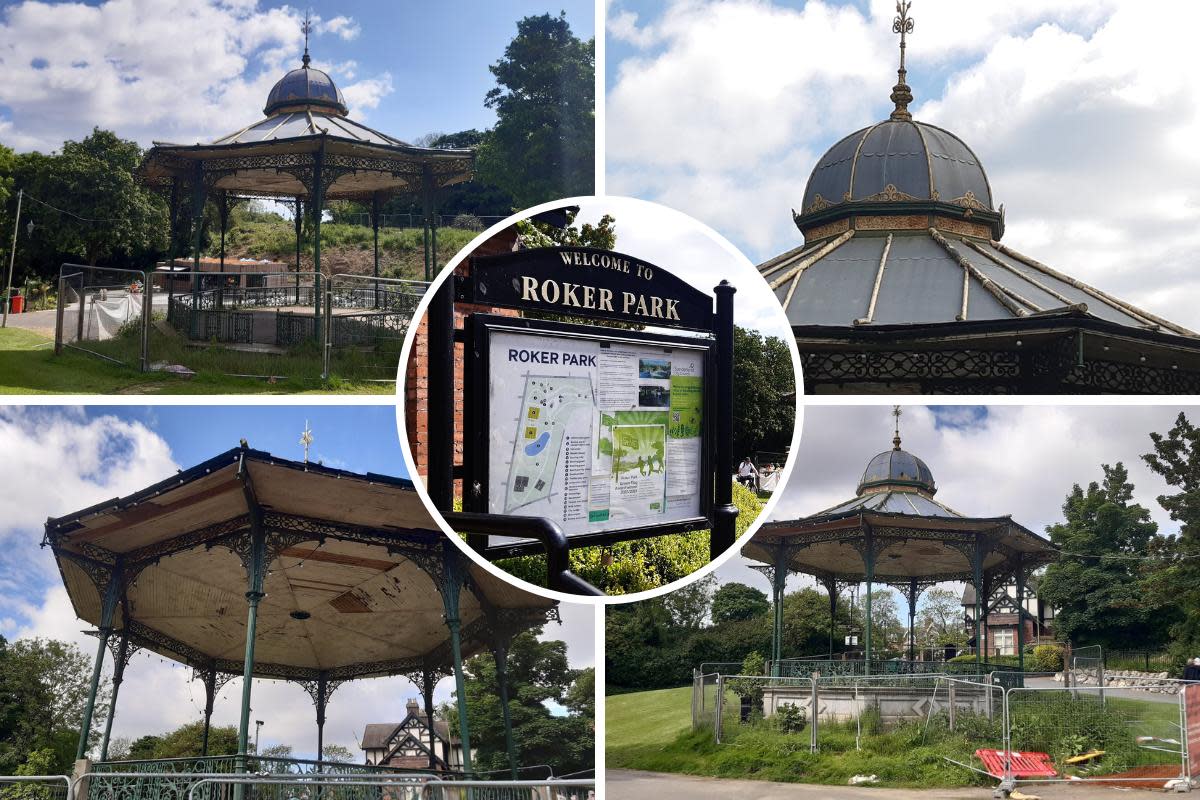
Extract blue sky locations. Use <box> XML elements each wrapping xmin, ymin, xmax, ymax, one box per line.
<box><xmin>0</xmin><ymin>0</ymin><xmax>594</xmax><ymax>151</ymax></box>
<box><xmin>102</xmin><ymin>404</ymin><xmax>410</xmax><ymax>476</ymax></box>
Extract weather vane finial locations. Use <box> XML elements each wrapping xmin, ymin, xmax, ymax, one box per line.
<box><xmin>300</xmin><ymin>419</ymin><xmax>313</xmax><ymax>464</ymax></box>
<box><xmin>301</xmin><ymin>10</ymin><xmax>313</xmax><ymax>68</ymax></box>
<box><xmin>892</xmin><ymin>405</ymin><xmax>903</xmax><ymax>450</ymax></box>
<box><xmin>889</xmin><ymin>1</ymin><xmax>915</xmax><ymax>121</ymax></box>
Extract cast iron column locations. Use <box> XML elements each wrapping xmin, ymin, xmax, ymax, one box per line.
<box><xmin>371</xmin><ymin>193</ymin><xmax>381</xmax><ymax>307</ymax></box>
<box><xmin>972</xmin><ymin>539</ymin><xmax>984</xmax><ymax>671</ymax></box>
<box><xmin>312</xmin><ymin>141</ymin><xmax>325</xmax><ymax>348</ymax></box>
<box><xmin>77</xmin><ymin>566</ymin><xmax>122</xmax><ymax>761</ymax></box>
<box><xmin>217</xmin><ymin>191</ymin><xmax>229</xmax><ymax>308</ymax></box>
<box><xmin>202</xmin><ymin>665</ymin><xmax>217</xmax><ymax>756</ymax></box>
<box><xmin>294</xmin><ymin>197</ymin><xmax>303</xmax><ymax>305</ymax></box>
<box><xmin>492</xmin><ymin>636</ymin><xmax>518</xmax><ymax>778</ymax></box>
<box><xmin>421</xmin><ymin>668</ymin><xmax>439</xmax><ymax>770</ymax></box>
<box><xmin>1015</xmin><ymin>554</ymin><xmax>1026</xmax><ymax>672</ymax></box>
<box><xmin>165</xmin><ymin>178</ymin><xmax>180</xmax><ymax>319</ymax></box>
<box><xmin>710</xmin><ymin>280</ymin><xmax>738</xmax><ymax>559</ymax></box>
<box><xmin>863</xmin><ymin>527</ymin><xmax>875</xmax><ymax>676</ymax></box>
<box><xmin>236</xmin><ymin>459</ymin><xmax>267</xmax><ymax>785</ymax></box>
<box><xmin>908</xmin><ymin>579</ymin><xmax>918</xmax><ymax>665</ymax></box>
<box><xmin>441</xmin><ymin>546</ymin><xmax>472</xmax><ymax>773</ymax></box>
<box><xmin>770</xmin><ymin>551</ymin><xmax>786</xmax><ymax>676</ymax></box>
<box><xmin>99</xmin><ymin>628</ymin><xmax>131</xmax><ymax>761</ymax></box>
<box><xmin>828</xmin><ymin>581</ymin><xmax>838</xmax><ymax>658</ymax></box>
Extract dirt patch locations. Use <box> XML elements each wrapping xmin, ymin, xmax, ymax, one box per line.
<box><xmin>1086</xmin><ymin>764</ymin><xmax>1182</xmax><ymax>789</ymax></box>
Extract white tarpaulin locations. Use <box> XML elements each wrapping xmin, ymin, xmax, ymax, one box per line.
<box><xmin>81</xmin><ymin>291</ymin><xmax>142</xmax><ymax>341</ymax></box>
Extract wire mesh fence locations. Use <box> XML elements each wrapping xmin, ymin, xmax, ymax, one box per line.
<box><xmin>692</xmin><ymin>672</ymin><xmax>720</xmax><ymax>732</ymax></box>
<box><xmin>323</xmin><ymin>274</ymin><xmax>427</xmax><ymax>382</ymax></box>
<box><xmin>419</xmin><ymin>780</ymin><xmax>594</xmax><ymax>800</ymax></box>
<box><xmin>0</xmin><ymin>777</ymin><xmax>71</xmax><ymax>800</ymax></box>
<box><xmin>52</xmin><ymin>263</ymin><xmax>428</xmax><ymax>384</ymax></box>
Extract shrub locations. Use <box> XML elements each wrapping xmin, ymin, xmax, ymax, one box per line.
<box><xmin>775</xmin><ymin>702</ymin><xmax>807</xmax><ymax>734</ymax></box>
<box><xmin>1032</xmin><ymin>644</ymin><xmax>1064</xmax><ymax>672</ymax></box>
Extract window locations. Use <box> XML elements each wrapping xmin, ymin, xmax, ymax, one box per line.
<box><xmin>993</xmin><ymin>629</ymin><xmax>1015</xmax><ymax>656</ymax></box>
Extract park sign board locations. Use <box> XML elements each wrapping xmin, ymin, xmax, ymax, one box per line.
<box><xmin>455</xmin><ymin>246</ymin><xmax>716</xmax><ymax>331</ymax></box>
<box><xmin>428</xmin><ymin>245</ymin><xmax>737</xmax><ymax>571</ymax></box>
<box><xmin>466</xmin><ymin>316</ymin><xmax>712</xmax><ymax>550</ymax></box>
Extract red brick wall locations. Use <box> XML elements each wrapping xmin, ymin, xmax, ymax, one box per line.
<box><xmin>403</xmin><ymin>228</ymin><xmax>519</xmax><ymax>491</ymax></box>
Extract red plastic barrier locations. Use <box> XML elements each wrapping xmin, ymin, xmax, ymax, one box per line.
<box><xmin>975</xmin><ymin>748</ymin><xmax>1057</xmax><ymax>779</ymax></box>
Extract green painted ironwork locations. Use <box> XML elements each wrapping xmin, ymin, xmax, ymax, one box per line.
<box><xmin>78</xmin><ymin>565</ymin><xmax>122</xmax><ymax>760</ymax></box>
<box><xmin>441</xmin><ymin>545</ymin><xmax>472</xmax><ymax>774</ymax></box>
<box><xmin>493</xmin><ymin>639</ymin><xmax>518</xmax><ymax>780</ymax></box>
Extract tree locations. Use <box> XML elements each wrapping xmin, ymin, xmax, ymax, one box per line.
<box><xmin>0</xmin><ymin>637</ymin><xmax>108</xmax><ymax>773</ymax></box>
<box><xmin>916</xmin><ymin>587</ymin><xmax>968</xmax><ymax>649</ymax></box>
<box><xmin>853</xmin><ymin>590</ymin><xmax>904</xmax><ymax>655</ymax></box>
<box><xmin>514</xmin><ymin>207</ymin><xmax>615</xmax><ymax>250</ymax></box>
<box><xmin>781</xmin><ymin>588</ymin><xmax>846</xmax><ymax>658</ymax></box>
<box><xmin>563</xmin><ymin>668</ymin><xmax>595</xmax><ymax>719</ymax></box>
<box><xmin>258</xmin><ymin>743</ymin><xmax>294</xmax><ymax>771</ymax></box>
<box><xmin>476</xmin><ymin>13</ymin><xmax>594</xmax><ymax>205</ymax></box>
<box><xmin>711</xmin><ymin>583</ymin><xmax>770</xmax><ymax>624</ymax></box>
<box><xmin>448</xmin><ymin>631</ymin><xmax>592</xmax><ymax>777</ymax></box>
<box><xmin>136</xmin><ymin>721</ymin><xmax>238</xmax><ymax>759</ymax></box>
<box><xmin>662</xmin><ymin>573</ymin><xmax>716</xmax><ymax>630</ymax></box>
<box><xmin>1039</xmin><ymin>462</ymin><xmax>1175</xmax><ymax>651</ymax></box>
<box><xmin>732</xmin><ymin>327</ymin><xmax>797</xmax><ymax>466</ymax></box>
<box><xmin>1143</xmin><ymin>414</ymin><xmax>1200</xmax><ymax>665</ymax></box>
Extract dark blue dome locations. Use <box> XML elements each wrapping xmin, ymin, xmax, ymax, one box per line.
<box><xmin>264</xmin><ymin>65</ymin><xmax>347</xmax><ymax>117</ymax></box>
<box><xmin>800</xmin><ymin>119</ymin><xmax>991</xmax><ymax>217</ymax></box>
<box><xmin>857</xmin><ymin>445</ymin><xmax>936</xmax><ymax>496</ymax></box>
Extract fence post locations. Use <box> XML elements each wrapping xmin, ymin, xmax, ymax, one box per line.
<box><xmin>322</xmin><ymin>278</ymin><xmax>332</xmax><ymax>380</ymax></box>
<box><xmin>948</xmin><ymin>681</ymin><xmax>956</xmax><ymax>732</ymax></box>
<box><xmin>55</xmin><ymin>276</ymin><xmax>66</xmax><ymax>354</ymax></box>
<box><xmin>809</xmin><ymin>678</ymin><xmax>818</xmax><ymax>753</ymax></box>
<box><xmin>76</xmin><ymin>284</ymin><xmax>85</xmax><ymax>343</ymax></box>
<box><xmin>714</xmin><ymin>675</ymin><xmax>724</xmax><ymax>744</ymax></box>
<box><xmin>986</xmin><ymin>673</ymin><xmax>993</xmax><ymax>722</ymax></box>
<box><xmin>140</xmin><ymin>273</ymin><xmax>152</xmax><ymax>372</ymax></box>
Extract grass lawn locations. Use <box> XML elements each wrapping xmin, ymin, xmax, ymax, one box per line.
<box><xmin>0</xmin><ymin>327</ymin><xmax>393</xmax><ymax>394</ymax></box>
<box><xmin>606</xmin><ymin>683</ymin><xmax>1184</xmax><ymax>789</ymax></box>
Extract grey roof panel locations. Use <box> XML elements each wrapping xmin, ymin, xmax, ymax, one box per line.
<box><xmin>975</xmin><ymin>242</ymin><xmax>1145</xmax><ymax>328</ymax></box>
<box><xmin>802</xmin><ymin>127</ymin><xmax>866</xmax><ymax>210</ymax></box>
<box><xmin>871</xmin><ymin>234</ymin><xmax>998</xmax><ymax>324</ymax></box>
<box><xmin>820</xmin><ymin>489</ymin><xmax>962</xmax><ymax>518</ymax></box>
<box><xmin>852</xmin><ymin>121</ymin><xmax>930</xmax><ymax>200</ymax></box>
<box><xmin>778</xmin><ymin>235</ymin><xmax>884</xmax><ymax>325</ymax></box>
<box><xmin>921</xmin><ymin>125</ymin><xmax>990</xmax><ymax>205</ymax></box>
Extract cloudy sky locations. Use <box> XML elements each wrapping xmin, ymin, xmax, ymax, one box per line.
<box><xmin>0</xmin><ymin>0</ymin><xmax>594</xmax><ymax>152</ymax></box>
<box><xmin>713</xmin><ymin>404</ymin><xmax>1198</xmax><ymax>615</ymax></box>
<box><xmin>573</xmin><ymin>196</ymin><xmax>794</xmax><ymax>339</ymax></box>
<box><xmin>0</xmin><ymin>405</ymin><xmax>594</xmax><ymax>760</ymax></box>
<box><xmin>605</xmin><ymin>0</ymin><xmax>1200</xmax><ymax>329</ymax></box>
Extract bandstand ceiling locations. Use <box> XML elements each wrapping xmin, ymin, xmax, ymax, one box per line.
<box><xmin>45</xmin><ymin>449</ymin><xmax>554</xmax><ymax>681</ymax></box>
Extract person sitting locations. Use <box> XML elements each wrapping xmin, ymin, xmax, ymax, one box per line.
<box><xmin>736</xmin><ymin>457</ymin><xmax>758</xmax><ymax>490</ymax></box>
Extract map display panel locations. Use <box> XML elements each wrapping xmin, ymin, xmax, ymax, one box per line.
<box><xmin>487</xmin><ymin>327</ymin><xmax>705</xmax><ymax>540</ymax></box>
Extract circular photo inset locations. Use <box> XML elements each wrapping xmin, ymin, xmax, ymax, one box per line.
<box><xmin>397</xmin><ymin>196</ymin><xmax>803</xmax><ymax>600</ymax></box>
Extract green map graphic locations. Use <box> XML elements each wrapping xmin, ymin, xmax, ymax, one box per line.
<box><xmin>504</xmin><ymin>375</ymin><xmax>595</xmax><ymax>512</ymax></box>
<box><xmin>668</xmin><ymin>375</ymin><xmax>703</xmax><ymax>439</ymax></box>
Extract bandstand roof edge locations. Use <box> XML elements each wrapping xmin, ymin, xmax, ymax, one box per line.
<box><xmin>45</xmin><ymin>447</ymin><xmax>556</xmax><ymax>682</ymax></box>
<box><xmin>743</xmin><ymin>509</ymin><xmax>1055</xmax><ymax>584</ymax></box>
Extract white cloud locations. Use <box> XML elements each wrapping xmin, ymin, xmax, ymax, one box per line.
<box><xmin>607</xmin><ymin>0</ymin><xmax>1200</xmax><ymax>328</ymax></box>
<box><xmin>0</xmin><ymin>1</ymin><xmax>385</xmax><ymax>150</ymax></box>
<box><xmin>318</xmin><ymin>15</ymin><xmax>360</xmax><ymax>42</ymax></box>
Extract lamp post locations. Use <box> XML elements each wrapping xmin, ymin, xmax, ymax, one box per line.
<box><xmin>2</xmin><ymin>188</ymin><xmax>24</xmax><ymax>327</ymax></box>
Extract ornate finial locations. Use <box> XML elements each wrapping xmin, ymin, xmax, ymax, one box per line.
<box><xmin>890</xmin><ymin>1</ymin><xmax>915</xmax><ymax>121</ymax></box>
<box><xmin>301</xmin><ymin>10</ymin><xmax>313</xmax><ymax>68</ymax></box>
<box><xmin>300</xmin><ymin>419</ymin><xmax>313</xmax><ymax>464</ymax></box>
<box><xmin>892</xmin><ymin>405</ymin><xmax>903</xmax><ymax>450</ymax></box>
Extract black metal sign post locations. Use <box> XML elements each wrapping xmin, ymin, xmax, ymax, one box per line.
<box><xmin>426</xmin><ymin>246</ymin><xmax>736</xmax><ymax>576</ymax></box>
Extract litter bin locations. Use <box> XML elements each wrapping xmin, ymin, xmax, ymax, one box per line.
<box><xmin>9</xmin><ymin>294</ymin><xmax>24</xmax><ymax>313</ymax></box>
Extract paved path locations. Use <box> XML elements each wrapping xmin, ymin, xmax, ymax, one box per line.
<box><xmin>4</xmin><ymin>308</ymin><xmax>59</xmax><ymax>337</ymax></box>
<box><xmin>1025</xmin><ymin>677</ymin><xmax>1181</xmax><ymax>704</ymax></box>
<box><xmin>606</xmin><ymin>770</ymin><xmax>1171</xmax><ymax>800</ymax></box>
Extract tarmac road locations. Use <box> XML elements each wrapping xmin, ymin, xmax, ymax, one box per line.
<box><xmin>606</xmin><ymin>769</ymin><xmax>1172</xmax><ymax>800</ymax></box>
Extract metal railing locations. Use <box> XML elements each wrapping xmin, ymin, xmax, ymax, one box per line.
<box><xmin>0</xmin><ymin>776</ymin><xmax>72</xmax><ymax>800</ymax></box>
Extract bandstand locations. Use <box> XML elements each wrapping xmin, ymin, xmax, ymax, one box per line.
<box><xmin>135</xmin><ymin>27</ymin><xmax>473</xmax><ymax>353</ymax></box>
<box><xmin>743</xmin><ymin>413</ymin><xmax>1056</xmax><ymax>676</ymax></box>
<box><xmin>42</xmin><ymin>446</ymin><xmax>559</xmax><ymax>791</ymax></box>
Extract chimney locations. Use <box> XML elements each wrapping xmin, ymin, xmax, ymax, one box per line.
<box><xmin>406</xmin><ymin>698</ymin><xmax>419</xmax><ymax>716</ymax></box>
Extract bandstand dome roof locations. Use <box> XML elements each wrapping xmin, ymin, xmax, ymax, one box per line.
<box><xmin>264</xmin><ymin>63</ymin><xmax>348</xmax><ymax>117</ymax></box>
<box><xmin>857</xmin><ymin>442</ymin><xmax>936</xmax><ymax>496</ymax></box>
<box><xmin>802</xmin><ymin>119</ymin><xmax>992</xmax><ymax>217</ymax></box>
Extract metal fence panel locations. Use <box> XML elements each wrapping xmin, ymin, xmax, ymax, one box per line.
<box><xmin>323</xmin><ymin>274</ymin><xmax>426</xmax><ymax>382</ymax></box>
<box><xmin>0</xmin><ymin>776</ymin><xmax>71</xmax><ymax>800</ymax></box>
<box><xmin>55</xmin><ymin>264</ymin><xmax>152</xmax><ymax>370</ymax></box>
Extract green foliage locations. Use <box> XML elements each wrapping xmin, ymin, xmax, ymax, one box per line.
<box><xmin>731</xmin><ymin>326</ymin><xmax>796</xmax><ymax>464</ymax></box>
<box><xmin>320</xmin><ymin>744</ymin><xmax>355</xmax><ymax>764</ymax></box>
<box><xmin>476</xmin><ymin>13</ymin><xmax>594</xmax><ymax>206</ymax></box>
<box><xmin>1032</xmin><ymin>644</ymin><xmax>1065</xmax><ymax>672</ymax></box>
<box><xmin>775</xmin><ymin>703</ymin><xmax>807</xmax><ymax>734</ymax></box>
<box><xmin>725</xmin><ymin>652</ymin><xmax>766</xmax><ymax>708</ymax></box>
<box><xmin>1040</xmin><ymin>462</ymin><xmax>1175</xmax><ymax>650</ymax></box>
<box><xmin>0</xmin><ymin>636</ymin><xmax>107</xmax><ymax>773</ymax></box>
<box><xmin>448</xmin><ymin>631</ymin><xmax>593</xmax><ymax>777</ymax></box>
<box><xmin>125</xmin><ymin>721</ymin><xmax>238</xmax><ymax>760</ymax></box>
<box><xmin>514</xmin><ymin>209</ymin><xmax>615</xmax><ymax>250</ymax></box>
<box><xmin>711</xmin><ymin>583</ymin><xmax>769</xmax><ymax>625</ymax></box>
<box><xmin>1143</xmin><ymin>413</ymin><xmax>1200</xmax><ymax>668</ymax></box>
<box><xmin>915</xmin><ymin>587</ymin><xmax>968</xmax><ymax>648</ymax></box>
